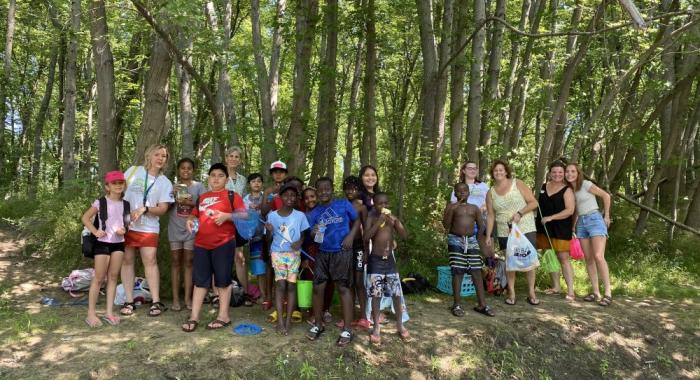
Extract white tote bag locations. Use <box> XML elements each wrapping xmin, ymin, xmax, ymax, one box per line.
<box><xmin>505</xmin><ymin>223</ymin><xmax>540</xmax><ymax>272</ymax></box>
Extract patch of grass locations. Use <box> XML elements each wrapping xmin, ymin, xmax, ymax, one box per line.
<box><xmin>298</xmin><ymin>360</ymin><xmax>318</xmax><ymax>380</ymax></box>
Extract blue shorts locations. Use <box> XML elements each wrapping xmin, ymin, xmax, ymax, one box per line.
<box><xmin>576</xmin><ymin>212</ymin><xmax>608</xmax><ymax>239</ymax></box>
<box><xmin>193</xmin><ymin>239</ymin><xmax>236</xmax><ymax>288</ymax></box>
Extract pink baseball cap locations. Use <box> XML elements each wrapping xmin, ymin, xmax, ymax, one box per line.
<box><xmin>269</xmin><ymin>160</ymin><xmax>288</xmax><ymax>172</ymax></box>
<box><xmin>104</xmin><ymin>171</ymin><xmax>126</xmax><ymax>183</ymax></box>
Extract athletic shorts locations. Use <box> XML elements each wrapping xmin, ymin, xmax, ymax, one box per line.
<box><xmin>576</xmin><ymin>211</ymin><xmax>608</xmax><ymax>239</ymax></box>
<box><xmin>193</xmin><ymin>239</ymin><xmax>236</xmax><ymax>288</ymax></box>
<box><xmin>367</xmin><ymin>273</ymin><xmax>402</xmax><ymax>298</ymax></box>
<box><xmin>313</xmin><ymin>249</ymin><xmax>353</xmax><ymax>288</ymax></box>
<box><xmin>125</xmin><ymin>231</ymin><xmax>159</xmax><ymax>248</ymax></box>
<box><xmin>93</xmin><ymin>241</ymin><xmax>125</xmax><ymax>256</ymax></box>
<box><xmin>169</xmin><ymin>239</ymin><xmax>194</xmax><ymax>251</ymax></box>
<box><xmin>536</xmin><ymin>234</ymin><xmax>570</xmax><ymax>252</ymax></box>
<box><xmin>271</xmin><ymin>251</ymin><xmax>301</xmax><ymax>283</ymax></box>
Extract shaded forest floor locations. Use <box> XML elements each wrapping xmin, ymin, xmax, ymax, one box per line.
<box><xmin>0</xmin><ymin>226</ymin><xmax>698</xmax><ymax>380</ymax></box>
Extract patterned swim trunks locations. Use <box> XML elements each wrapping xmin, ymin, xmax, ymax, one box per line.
<box><xmin>367</xmin><ymin>273</ymin><xmax>403</xmax><ymax>298</ymax></box>
<box><xmin>271</xmin><ymin>251</ymin><xmax>301</xmax><ymax>283</ymax></box>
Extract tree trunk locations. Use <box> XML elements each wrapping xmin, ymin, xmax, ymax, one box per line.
<box><xmin>61</xmin><ymin>0</ymin><xmax>81</xmax><ymax>184</ymax></box>
<box><xmin>29</xmin><ymin>49</ymin><xmax>58</xmax><ymax>198</ymax></box>
<box><xmin>362</xmin><ymin>0</ymin><xmax>378</xmax><ymax>167</ymax></box>
<box><xmin>343</xmin><ymin>39</ymin><xmax>364</xmax><ymax>179</ymax></box>
<box><xmin>448</xmin><ymin>0</ymin><xmax>467</xmax><ymax>170</ymax></box>
<box><xmin>466</xmin><ymin>0</ymin><xmax>486</xmax><ymax>163</ymax></box>
<box><xmin>416</xmin><ymin>0</ymin><xmax>439</xmax><ymax>159</ymax></box>
<box><xmin>176</xmin><ymin>34</ymin><xmax>194</xmax><ymax>159</ymax></box>
<box><xmin>269</xmin><ymin>0</ymin><xmax>286</xmax><ymax>121</ymax></box>
<box><xmin>534</xmin><ymin>1</ymin><xmax>606</xmax><ymax>190</ymax></box>
<box><xmin>89</xmin><ymin>0</ymin><xmax>119</xmax><ymax>175</ymax></box>
<box><xmin>250</xmin><ymin>0</ymin><xmax>278</xmax><ymax>172</ymax></box>
<box><xmin>310</xmin><ymin>0</ymin><xmax>338</xmax><ymax>182</ymax></box>
<box><xmin>115</xmin><ymin>31</ymin><xmax>144</xmax><ymax>163</ymax></box>
<box><xmin>0</xmin><ymin>0</ymin><xmax>16</xmax><ymax>176</ymax></box>
<box><xmin>478</xmin><ymin>0</ymin><xmax>505</xmax><ymax>173</ymax></box>
<box><xmin>285</xmin><ymin>0</ymin><xmax>319</xmax><ymax>175</ymax></box>
<box><xmin>134</xmin><ymin>32</ymin><xmax>173</xmax><ymax>164</ymax></box>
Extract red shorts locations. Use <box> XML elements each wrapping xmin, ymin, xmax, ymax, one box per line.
<box><xmin>125</xmin><ymin>231</ymin><xmax>159</xmax><ymax>248</ymax></box>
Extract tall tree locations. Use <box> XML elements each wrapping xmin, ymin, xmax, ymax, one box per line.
<box><xmin>465</xmin><ymin>0</ymin><xmax>486</xmax><ymax>163</ymax></box>
<box><xmin>310</xmin><ymin>0</ymin><xmax>338</xmax><ymax>182</ymax></box>
<box><xmin>448</xmin><ymin>0</ymin><xmax>467</xmax><ymax>168</ymax></box>
<box><xmin>176</xmin><ymin>34</ymin><xmax>194</xmax><ymax>159</ymax></box>
<box><xmin>61</xmin><ymin>0</ymin><xmax>81</xmax><ymax>184</ymax></box>
<box><xmin>343</xmin><ymin>38</ymin><xmax>364</xmax><ymax>179</ymax></box>
<box><xmin>286</xmin><ymin>0</ymin><xmax>319</xmax><ymax>175</ymax></box>
<box><xmin>30</xmin><ymin>49</ymin><xmax>58</xmax><ymax>197</ymax></box>
<box><xmin>89</xmin><ymin>0</ymin><xmax>119</xmax><ymax>174</ymax></box>
<box><xmin>360</xmin><ymin>0</ymin><xmax>377</xmax><ymax>167</ymax></box>
<box><xmin>0</xmin><ymin>0</ymin><xmax>17</xmax><ymax>177</ymax></box>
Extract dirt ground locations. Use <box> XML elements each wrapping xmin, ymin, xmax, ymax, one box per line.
<box><xmin>0</xmin><ymin>227</ymin><xmax>698</xmax><ymax>380</ymax></box>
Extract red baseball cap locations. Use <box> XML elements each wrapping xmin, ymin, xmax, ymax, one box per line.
<box><xmin>104</xmin><ymin>171</ymin><xmax>126</xmax><ymax>183</ymax></box>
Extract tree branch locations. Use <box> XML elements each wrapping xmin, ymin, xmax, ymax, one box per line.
<box><xmin>615</xmin><ymin>191</ymin><xmax>700</xmax><ymax>237</ymax></box>
<box><xmin>439</xmin><ymin>10</ymin><xmax>698</xmax><ymax>76</ymax></box>
<box><xmin>130</xmin><ymin>0</ymin><xmax>223</xmax><ymax>132</ymax></box>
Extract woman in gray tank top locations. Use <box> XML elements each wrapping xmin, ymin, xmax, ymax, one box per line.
<box><xmin>566</xmin><ymin>163</ymin><xmax>613</xmax><ymax>307</ymax></box>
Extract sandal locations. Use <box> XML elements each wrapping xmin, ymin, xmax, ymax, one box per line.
<box><xmin>148</xmin><ymin>302</ymin><xmax>167</xmax><ymax>317</ymax></box>
<box><xmin>369</xmin><ymin>333</ymin><xmax>381</xmax><ymax>345</ymax></box>
<box><xmin>583</xmin><ymin>293</ymin><xmax>600</xmax><ymax>302</ymax></box>
<box><xmin>120</xmin><ymin>302</ymin><xmax>135</xmax><ymax>316</ymax></box>
<box><xmin>335</xmin><ymin>320</ymin><xmax>345</xmax><ymax>329</ymax></box>
<box><xmin>336</xmin><ymin>329</ymin><xmax>353</xmax><ymax>347</ymax></box>
<box><xmin>206</xmin><ymin>319</ymin><xmax>231</xmax><ymax>330</ymax></box>
<box><xmin>352</xmin><ymin>319</ymin><xmax>371</xmax><ymax>330</ymax></box>
<box><xmin>171</xmin><ymin>304</ymin><xmax>182</xmax><ymax>312</ymax></box>
<box><xmin>397</xmin><ymin>329</ymin><xmax>411</xmax><ymax>342</ymax></box>
<box><xmin>598</xmin><ymin>295</ymin><xmax>613</xmax><ymax>307</ymax></box>
<box><xmin>291</xmin><ymin>310</ymin><xmax>303</xmax><ymax>323</ymax></box>
<box><xmin>526</xmin><ymin>297</ymin><xmax>541</xmax><ymax>306</ymax></box>
<box><xmin>504</xmin><ymin>298</ymin><xmax>516</xmax><ymax>306</ymax></box>
<box><xmin>306</xmin><ymin>325</ymin><xmax>325</xmax><ymax>341</ymax></box>
<box><xmin>451</xmin><ymin>304</ymin><xmax>465</xmax><ymax>317</ymax></box>
<box><xmin>85</xmin><ymin>317</ymin><xmax>102</xmax><ymax>328</ymax></box>
<box><xmin>322</xmin><ymin>311</ymin><xmax>333</xmax><ymax>323</ymax></box>
<box><xmin>543</xmin><ymin>288</ymin><xmax>561</xmax><ymax>295</ymax></box>
<box><xmin>473</xmin><ymin>305</ymin><xmax>495</xmax><ymax>317</ymax></box>
<box><xmin>565</xmin><ymin>294</ymin><xmax>576</xmax><ymax>302</ymax></box>
<box><xmin>268</xmin><ymin>310</ymin><xmax>278</xmax><ymax>323</ymax></box>
<box><xmin>262</xmin><ymin>300</ymin><xmax>273</xmax><ymax>311</ymax></box>
<box><xmin>181</xmin><ymin>320</ymin><xmax>199</xmax><ymax>332</ymax></box>
<box><xmin>102</xmin><ymin>315</ymin><xmax>121</xmax><ymax>326</ymax></box>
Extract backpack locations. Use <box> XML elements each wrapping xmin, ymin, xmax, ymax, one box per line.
<box><xmin>61</xmin><ymin>268</ymin><xmax>95</xmax><ymax>297</ymax></box>
<box><xmin>401</xmin><ymin>272</ymin><xmax>431</xmax><ymax>294</ymax></box>
<box><xmin>81</xmin><ymin>197</ymin><xmax>130</xmax><ymax>258</ymax></box>
<box><xmin>230</xmin><ymin>281</ymin><xmax>246</xmax><ymax>307</ymax></box>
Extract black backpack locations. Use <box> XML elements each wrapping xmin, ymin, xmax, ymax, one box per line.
<box><xmin>401</xmin><ymin>272</ymin><xmax>431</xmax><ymax>294</ymax></box>
<box><xmin>81</xmin><ymin>197</ymin><xmax>131</xmax><ymax>258</ymax></box>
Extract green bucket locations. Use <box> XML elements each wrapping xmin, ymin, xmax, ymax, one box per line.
<box><xmin>297</xmin><ymin>280</ymin><xmax>313</xmax><ymax>309</ymax></box>
<box><xmin>297</xmin><ymin>268</ymin><xmax>314</xmax><ymax>309</ymax></box>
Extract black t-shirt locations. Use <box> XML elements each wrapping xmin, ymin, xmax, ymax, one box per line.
<box><xmin>536</xmin><ymin>184</ymin><xmax>573</xmax><ymax>240</ymax></box>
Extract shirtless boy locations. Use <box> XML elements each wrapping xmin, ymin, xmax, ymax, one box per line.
<box><xmin>443</xmin><ymin>183</ymin><xmax>494</xmax><ymax>317</ymax></box>
<box><xmin>364</xmin><ymin>192</ymin><xmax>409</xmax><ymax>344</ymax></box>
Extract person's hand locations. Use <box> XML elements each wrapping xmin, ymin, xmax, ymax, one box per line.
<box><xmin>213</xmin><ymin>211</ymin><xmax>229</xmax><ymax>225</ymax></box>
<box><xmin>312</xmin><ymin>224</ymin><xmax>320</xmax><ymax>235</ymax></box>
<box><xmin>485</xmin><ymin>238</ymin><xmax>492</xmax><ymax>247</ymax></box>
<box><xmin>94</xmin><ymin>230</ymin><xmax>106</xmax><ymax>238</ymax></box>
<box><xmin>604</xmin><ymin>215</ymin><xmax>611</xmax><ymax>227</ymax></box>
<box><xmin>265</xmin><ymin>223</ymin><xmax>273</xmax><ymax>232</ymax></box>
<box><xmin>341</xmin><ymin>236</ymin><xmax>353</xmax><ymax>250</ymax></box>
<box><xmin>186</xmin><ymin>219</ymin><xmax>194</xmax><ymax>233</ymax></box>
<box><xmin>249</xmin><ymin>202</ymin><xmax>259</xmax><ymax>210</ymax></box>
<box><xmin>130</xmin><ymin>207</ymin><xmax>146</xmax><ymax>222</ymax></box>
<box><xmin>541</xmin><ymin>216</ymin><xmax>551</xmax><ymax>224</ymax></box>
<box><xmin>115</xmin><ymin>227</ymin><xmax>126</xmax><ymax>236</ymax></box>
<box><xmin>511</xmin><ymin>212</ymin><xmax>521</xmax><ymax>224</ymax></box>
<box><xmin>377</xmin><ymin>214</ymin><xmax>388</xmax><ymax>225</ymax></box>
<box><xmin>483</xmin><ymin>246</ymin><xmax>495</xmax><ymax>258</ymax></box>
<box><xmin>301</xmin><ymin>260</ymin><xmax>310</xmax><ymax>270</ymax></box>
<box><xmin>291</xmin><ymin>241</ymin><xmax>302</xmax><ymax>251</ymax></box>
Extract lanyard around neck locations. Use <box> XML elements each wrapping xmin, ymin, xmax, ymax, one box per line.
<box><xmin>143</xmin><ymin>169</ymin><xmax>158</xmax><ymax>204</ymax></box>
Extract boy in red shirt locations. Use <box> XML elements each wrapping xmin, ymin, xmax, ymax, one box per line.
<box><xmin>182</xmin><ymin>163</ymin><xmax>246</xmax><ymax>332</ymax></box>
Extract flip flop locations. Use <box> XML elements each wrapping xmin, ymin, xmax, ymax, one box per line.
<box><xmin>369</xmin><ymin>333</ymin><xmax>381</xmax><ymax>345</ymax></box>
<box><xmin>171</xmin><ymin>304</ymin><xmax>182</xmax><ymax>312</ymax></box>
<box><xmin>504</xmin><ymin>298</ymin><xmax>516</xmax><ymax>306</ymax></box>
<box><xmin>291</xmin><ymin>310</ymin><xmax>303</xmax><ymax>323</ymax></box>
<box><xmin>451</xmin><ymin>304</ymin><xmax>465</xmax><ymax>317</ymax></box>
<box><xmin>526</xmin><ymin>297</ymin><xmax>541</xmax><ymax>306</ymax></box>
<box><xmin>85</xmin><ymin>317</ymin><xmax>102</xmax><ymax>328</ymax></box>
<box><xmin>206</xmin><ymin>319</ymin><xmax>231</xmax><ymax>330</ymax></box>
<box><xmin>182</xmin><ymin>320</ymin><xmax>198</xmax><ymax>333</ymax></box>
<box><xmin>397</xmin><ymin>329</ymin><xmax>411</xmax><ymax>342</ymax></box>
<box><xmin>102</xmin><ymin>315</ymin><xmax>121</xmax><ymax>326</ymax></box>
<box><xmin>120</xmin><ymin>302</ymin><xmax>135</xmax><ymax>316</ymax></box>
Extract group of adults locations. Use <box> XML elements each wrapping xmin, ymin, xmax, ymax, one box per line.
<box><xmin>456</xmin><ymin>159</ymin><xmax>612</xmax><ymax>306</ymax></box>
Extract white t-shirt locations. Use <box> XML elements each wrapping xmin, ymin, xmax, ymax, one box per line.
<box><xmin>575</xmin><ymin>180</ymin><xmax>599</xmax><ymax>215</ymax></box>
<box><xmin>124</xmin><ymin>166</ymin><xmax>174</xmax><ymax>233</ymax></box>
<box><xmin>450</xmin><ymin>182</ymin><xmax>490</xmax><ymax>209</ymax></box>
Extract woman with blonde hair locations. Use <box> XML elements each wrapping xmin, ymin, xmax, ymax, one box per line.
<box><xmin>120</xmin><ymin>144</ymin><xmax>174</xmax><ymax>317</ymax></box>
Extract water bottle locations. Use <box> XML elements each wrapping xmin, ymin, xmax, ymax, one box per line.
<box><xmin>191</xmin><ymin>219</ymin><xmax>199</xmax><ymax>235</ymax></box>
<box><xmin>314</xmin><ymin>223</ymin><xmax>326</xmax><ymax>244</ymax></box>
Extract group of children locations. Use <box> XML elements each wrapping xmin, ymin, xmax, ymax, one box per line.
<box><xmin>81</xmin><ymin>154</ymin><xmax>495</xmax><ymax>346</ymax></box>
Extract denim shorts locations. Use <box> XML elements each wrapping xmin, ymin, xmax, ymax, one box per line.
<box><xmin>576</xmin><ymin>212</ymin><xmax>608</xmax><ymax>239</ymax></box>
